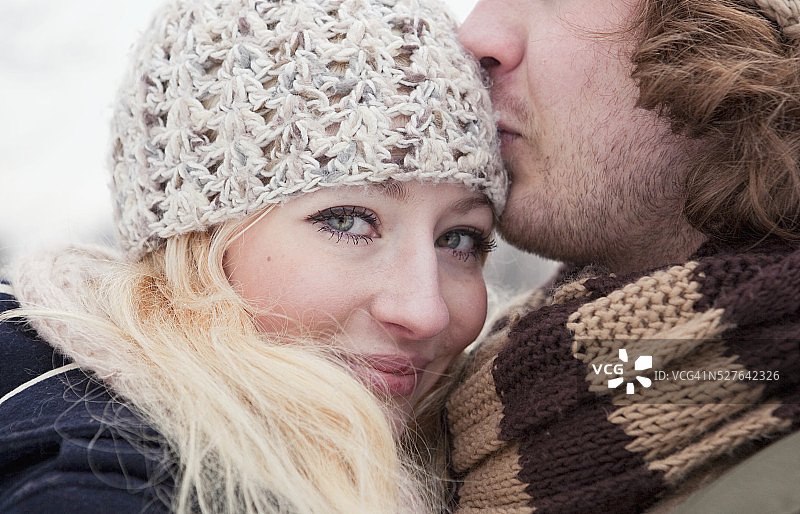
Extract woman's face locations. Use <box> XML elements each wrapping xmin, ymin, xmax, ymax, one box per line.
<box><xmin>224</xmin><ymin>181</ymin><xmax>494</xmax><ymax>425</ymax></box>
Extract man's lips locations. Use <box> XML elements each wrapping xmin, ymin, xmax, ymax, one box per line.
<box><xmin>497</xmin><ymin>121</ymin><xmax>521</xmax><ymax>146</ymax></box>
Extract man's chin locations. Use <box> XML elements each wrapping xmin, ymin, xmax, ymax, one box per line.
<box><xmin>497</xmin><ymin>204</ymin><xmax>584</xmax><ymax>265</ymax></box>
<box><xmin>498</xmin><ymin>211</ymin><xmax>547</xmax><ymax>256</ymax></box>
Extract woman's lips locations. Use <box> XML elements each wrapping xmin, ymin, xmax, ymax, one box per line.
<box><xmin>353</xmin><ymin>355</ymin><xmax>427</xmax><ymax>397</ymax></box>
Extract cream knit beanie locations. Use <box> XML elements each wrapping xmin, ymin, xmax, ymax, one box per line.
<box><xmin>744</xmin><ymin>0</ymin><xmax>800</xmax><ymax>38</ymax></box>
<box><xmin>110</xmin><ymin>0</ymin><xmax>505</xmax><ymax>259</ymax></box>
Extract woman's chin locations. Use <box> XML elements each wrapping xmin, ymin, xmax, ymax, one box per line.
<box><xmin>378</xmin><ymin>397</ymin><xmax>414</xmax><ymax>438</ymax></box>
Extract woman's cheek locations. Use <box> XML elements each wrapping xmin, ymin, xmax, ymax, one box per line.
<box><xmin>447</xmin><ymin>277</ymin><xmax>488</xmax><ymax>351</ymax></box>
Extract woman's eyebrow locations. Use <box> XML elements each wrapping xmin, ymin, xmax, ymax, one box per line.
<box><xmin>374</xmin><ymin>180</ymin><xmax>409</xmax><ymax>201</ymax></box>
<box><xmin>450</xmin><ymin>194</ymin><xmax>492</xmax><ymax>215</ymax></box>
<box><xmin>368</xmin><ymin>181</ymin><xmax>490</xmax><ymax>214</ymax></box>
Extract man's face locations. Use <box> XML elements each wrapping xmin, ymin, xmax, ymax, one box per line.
<box><xmin>460</xmin><ymin>0</ymin><xmax>705</xmax><ymax>272</ymax></box>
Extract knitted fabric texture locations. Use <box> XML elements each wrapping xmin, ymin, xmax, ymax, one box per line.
<box><xmin>446</xmin><ymin>239</ymin><xmax>800</xmax><ymax>513</ymax></box>
<box><xmin>744</xmin><ymin>0</ymin><xmax>800</xmax><ymax>38</ymax></box>
<box><xmin>7</xmin><ymin>246</ymin><xmax>128</xmax><ymax>384</ymax></box>
<box><xmin>110</xmin><ymin>0</ymin><xmax>505</xmax><ymax>259</ymax></box>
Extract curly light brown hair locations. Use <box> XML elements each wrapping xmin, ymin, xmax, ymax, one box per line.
<box><xmin>632</xmin><ymin>0</ymin><xmax>800</xmax><ymax>242</ymax></box>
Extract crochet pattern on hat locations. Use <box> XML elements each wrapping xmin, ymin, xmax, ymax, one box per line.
<box><xmin>110</xmin><ymin>0</ymin><xmax>505</xmax><ymax>258</ymax></box>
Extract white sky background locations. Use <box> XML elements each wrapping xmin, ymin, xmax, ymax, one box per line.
<box><xmin>0</xmin><ymin>0</ymin><xmax>556</xmax><ymax>289</ymax></box>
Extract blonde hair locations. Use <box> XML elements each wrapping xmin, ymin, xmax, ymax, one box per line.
<box><xmin>8</xmin><ymin>214</ymin><xmax>455</xmax><ymax>513</ymax></box>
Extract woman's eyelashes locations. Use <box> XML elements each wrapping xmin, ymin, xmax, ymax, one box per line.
<box><xmin>307</xmin><ymin>206</ymin><xmax>496</xmax><ymax>261</ymax></box>
<box><xmin>307</xmin><ymin>206</ymin><xmax>379</xmax><ymax>244</ymax></box>
<box><xmin>436</xmin><ymin>228</ymin><xmax>497</xmax><ymax>262</ymax></box>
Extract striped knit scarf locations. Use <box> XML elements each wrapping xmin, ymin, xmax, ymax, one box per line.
<box><xmin>447</xmin><ymin>239</ymin><xmax>800</xmax><ymax>513</ymax></box>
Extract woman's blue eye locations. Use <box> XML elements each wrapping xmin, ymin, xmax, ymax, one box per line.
<box><xmin>437</xmin><ymin>229</ymin><xmax>496</xmax><ymax>262</ymax></box>
<box><xmin>308</xmin><ymin>206</ymin><xmax>378</xmax><ymax>244</ymax></box>
<box><xmin>437</xmin><ymin>232</ymin><xmax>468</xmax><ymax>250</ymax></box>
<box><xmin>327</xmin><ymin>215</ymin><xmax>354</xmax><ymax>232</ymax></box>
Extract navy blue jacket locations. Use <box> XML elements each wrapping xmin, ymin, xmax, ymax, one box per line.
<box><xmin>0</xmin><ymin>291</ymin><xmax>172</xmax><ymax>513</ymax></box>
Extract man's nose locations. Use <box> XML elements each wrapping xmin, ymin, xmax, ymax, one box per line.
<box><xmin>458</xmin><ymin>0</ymin><xmax>526</xmax><ymax>77</ymax></box>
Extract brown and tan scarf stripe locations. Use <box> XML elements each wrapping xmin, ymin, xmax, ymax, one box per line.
<box><xmin>447</xmin><ymin>239</ymin><xmax>800</xmax><ymax>513</ymax></box>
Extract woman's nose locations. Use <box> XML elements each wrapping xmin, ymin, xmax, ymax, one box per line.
<box><xmin>369</xmin><ymin>245</ymin><xmax>450</xmax><ymax>341</ymax></box>
<box><xmin>458</xmin><ymin>0</ymin><xmax>526</xmax><ymax>78</ymax></box>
